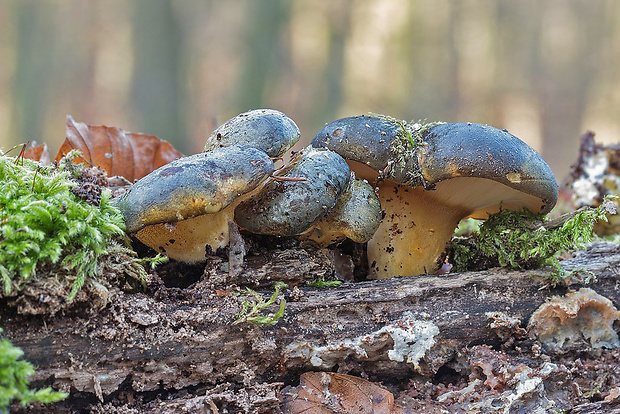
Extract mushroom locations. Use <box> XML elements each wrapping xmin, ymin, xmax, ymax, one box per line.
<box><xmin>234</xmin><ymin>147</ymin><xmax>352</xmax><ymax>237</ymax></box>
<box><xmin>204</xmin><ymin>109</ymin><xmax>300</xmax><ymax>157</ymax></box>
<box><xmin>302</xmin><ymin>177</ymin><xmax>382</xmax><ymax>246</ymax></box>
<box><xmin>312</xmin><ymin>115</ymin><xmax>559</xmax><ymax>278</ymax></box>
<box><xmin>114</xmin><ymin>145</ymin><xmax>274</xmax><ymax>262</ymax></box>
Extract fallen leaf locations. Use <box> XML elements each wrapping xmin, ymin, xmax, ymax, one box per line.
<box><xmin>605</xmin><ymin>386</ymin><xmax>620</xmax><ymax>402</ymax></box>
<box><xmin>23</xmin><ymin>142</ymin><xmax>51</xmax><ymax>165</ymax></box>
<box><xmin>55</xmin><ymin>115</ymin><xmax>183</xmax><ymax>181</ymax></box>
<box><xmin>282</xmin><ymin>372</ymin><xmax>405</xmax><ymax>414</ymax></box>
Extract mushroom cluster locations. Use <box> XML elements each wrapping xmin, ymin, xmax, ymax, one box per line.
<box><xmin>114</xmin><ymin>109</ymin><xmax>382</xmax><ymax>267</ymax></box>
<box><xmin>114</xmin><ymin>111</ymin><xmax>558</xmax><ymax>280</ymax></box>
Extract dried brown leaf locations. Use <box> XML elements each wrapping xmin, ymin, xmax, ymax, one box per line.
<box><xmin>54</xmin><ymin>115</ymin><xmax>183</xmax><ymax>181</ymax></box>
<box><xmin>22</xmin><ymin>143</ymin><xmax>51</xmax><ymax>165</ymax></box>
<box><xmin>282</xmin><ymin>372</ymin><xmax>405</xmax><ymax>414</ymax></box>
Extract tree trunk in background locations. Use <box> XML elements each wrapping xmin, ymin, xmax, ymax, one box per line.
<box><xmin>405</xmin><ymin>2</ymin><xmax>459</xmax><ymax>122</ymax></box>
<box><xmin>312</xmin><ymin>0</ymin><xmax>351</xmax><ymax>127</ymax></box>
<box><xmin>131</xmin><ymin>0</ymin><xmax>187</xmax><ymax>152</ymax></box>
<box><xmin>536</xmin><ymin>1</ymin><xmax>606</xmax><ymax>181</ymax></box>
<box><xmin>235</xmin><ymin>0</ymin><xmax>290</xmax><ymax>111</ymax></box>
<box><xmin>11</xmin><ymin>1</ymin><xmax>56</xmax><ymax>144</ymax></box>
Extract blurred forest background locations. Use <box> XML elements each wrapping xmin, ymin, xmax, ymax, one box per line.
<box><xmin>1</xmin><ymin>0</ymin><xmax>619</xmax><ymax>180</ymax></box>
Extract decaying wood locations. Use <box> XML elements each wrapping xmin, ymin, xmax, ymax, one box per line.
<box><xmin>2</xmin><ymin>243</ymin><xmax>619</xmax><ymax>401</ymax></box>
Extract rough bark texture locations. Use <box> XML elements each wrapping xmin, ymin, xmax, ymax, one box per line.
<box><xmin>2</xmin><ymin>242</ymin><xmax>619</xmax><ymax>413</ymax></box>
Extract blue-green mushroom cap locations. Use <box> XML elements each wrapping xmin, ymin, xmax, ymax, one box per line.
<box><xmin>312</xmin><ymin>116</ymin><xmax>558</xmax><ymax>215</ymax></box>
<box><xmin>304</xmin><ymin>176</ymin><xmax>382</xmax><ymax>245</ymax></box>
<box><xmin>114</xmin><ymin>145</ymin><xmax>275</xmax><ymax>233</ymax></box>
<box><xmin>313</xmin><ymin>115</ymin><xmax>560</xmax><ymax>278</ymax></box>
<box><xmin>234</xmin><ymin>147</ymin><xmax>351</xmax><ymax>236</ymax></box>
<box><xmin>204</xmin><ymin>109</ymin><xmax>301</xmax><ymax>158</ymax></box>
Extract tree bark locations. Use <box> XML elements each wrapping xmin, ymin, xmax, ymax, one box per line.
<box><xmin>2</xmin><ymin>243</ymin><xmax>619</xmax><ymax>400</ymax></box>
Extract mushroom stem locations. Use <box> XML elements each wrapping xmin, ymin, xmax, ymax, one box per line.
<box><xmin>135</xmin><ymin>201</ymin><xmax>238</xmax><ymax>263</ymax></box>
<box><xmin>368</xmin><ymin>181</ymin><xmax>467</xmax><ymax>279</ymax></box>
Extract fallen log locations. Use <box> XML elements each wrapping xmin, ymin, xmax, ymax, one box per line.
<box><xmin>2</xmin><ymin>242</ymin><xmax>619</xmax><ymax>403</ymax></box>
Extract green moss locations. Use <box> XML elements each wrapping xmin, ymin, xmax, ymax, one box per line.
<box><xmin>370</xmin><ymin>113</ymin><xmax>444</xmax><ymax>187</ymax></box>
<box><xmin>233</xmin><ymin>282</ymin><xmax>287</xmax><ymax>326</ymax></box>
<box><xmin>101</xmin><ymin>241</ymin><xmax>168</xmax><ymax>290</ymax></box>
<box><xmin>308</xmin><ymin>278</ymin><xmax>343</xmax><ymax>288</ymax></box>
<box><xmin>0</xmin><ymin>151</ymin><xmax>125</xmax><ymax>300</ymax></box>
<box><xmin>450</xmin><ymin>198</ymin><xmax>615</xmax><ymax>281</ymax></box>
<box><xmin>0</xmin><ymin>328</ymin><xmax>67</xmax><ymax>412</ymax></box>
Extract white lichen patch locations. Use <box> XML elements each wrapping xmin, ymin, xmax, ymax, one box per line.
<box><xmin>572</xmin><ymin>177</ymin><xmax>602</xmax><ymax>207</ymax></box>
<box><xmin>571</xmin><ymin>147</ymin><xmax>620</xmax><ymax>207</ymax></box>
<box><xmin>527</xmin><ymin>288</ymin><xmax>620</xmax><ymax>351</ymax></box>
<box><xmin>503</xmin><ymin>371</ymin><xmax>543</xmax><ymax>412</ymax></box>
<box><xmin>382</xmin><ymin>315</ymin><xmax>439</xmax><ymax>367</ymax></box>
<box><xmin>285</xmin><ymin>312</ymin><xmax>439</xmax><ymax>371</ymax></box>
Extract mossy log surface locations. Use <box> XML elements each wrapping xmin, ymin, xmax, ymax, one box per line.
<box><xmin>2</xmin><ymin>243</ymin><xmax>619</xmax><ymax>405</ymax></box>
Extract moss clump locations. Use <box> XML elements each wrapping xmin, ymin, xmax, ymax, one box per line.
<box><xmin>308</xmin><ymin>278</ymin><xmax>343</xmax><ymax>288</ymax></box>
<box><xmin>0</xmin><ymin>150</ymin><xmax>125</xmax><ymax>300</ymax></box>
<box><xmin>233</xmin><ymin>282</ymin><xmax>287</xmax><ymax>326</ymax></box>
<box><xmin>0</xmin><ymin>328</ymin><xmax>67</xmax><ymax>412</ymax></box>
<box><xmin>450</xmin><ymin>198</ymin><xmax>615</xmax><ymax>281</ymax></box>
<box><xmin>370</xmin><ymin>113</ymin><xmax>444</xmax><ymax>188</ymax></box>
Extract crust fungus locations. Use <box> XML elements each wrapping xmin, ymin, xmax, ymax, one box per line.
<box><xmin>527</xmin><ymin>288</ymin><xmax>620</xmax><ymax>351</ymax></box>
<box><xmin>114</xmin><ymin>145</ymin><xmax>274</xmax><ymax>262</ymax></box>
<box><xmin>312</xmin><ymin>115</ymin><xmax>559</xmax><ymax>278</ymax></box>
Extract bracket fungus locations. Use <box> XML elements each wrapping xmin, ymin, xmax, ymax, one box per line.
<box><xmin>312</xmin><ymin>115</ymin><xmax>559</xmax><ymax>278</ymax></box>
<box><xmin>235</xmin><ymin>147</ymin><xmax>353</xmax><ymax>237</ymax></box>
<box><xmin>114</xmin><ymin>145</ymin><xmax>275</xmax><ymax>262</ymax></box>
<box><xmin>204</xmin><ymin>109</ymin><xmax>300</xmax><ymax>157</ymax></box>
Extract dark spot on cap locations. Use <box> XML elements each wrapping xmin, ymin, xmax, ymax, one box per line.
<box><xmin>332</xmin><ymin>128</ymin><xmax>343</xmax><ymax>137</ymax></box>
<box><xmin>159</xmin><ymin>166</ymin><xmax>184</xmax><ymax>177</ymax></box>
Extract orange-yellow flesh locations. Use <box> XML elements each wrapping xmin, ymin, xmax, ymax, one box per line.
<box><xmin>136</xmin><ymin>202</ymin><xmax>236</xmax><ymax>263</ymax></box>
<box><xmin>302</xmin><ymin>225</ymin><xmax>347</xmax><ymax>247</ymax></box>
<box><xmin>367</xmin><ymin>181</ymin><xmax>467</xmax><ymax>279</ymax></box>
